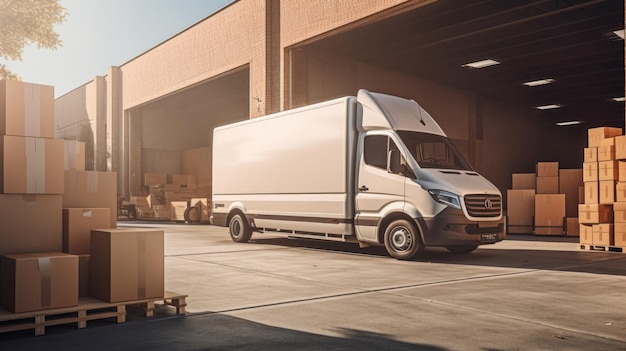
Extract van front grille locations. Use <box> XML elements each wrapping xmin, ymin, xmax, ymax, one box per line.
<box><xmin>464</xmin><ymin>194</ymin><xmax>501</xmax><ymax>218</ymax></box>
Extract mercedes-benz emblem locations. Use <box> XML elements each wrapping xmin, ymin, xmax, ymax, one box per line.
<box><xmin>484</xmin><ymin>199</ymin><xmax>493</xmax><ymax>210</ymax></box>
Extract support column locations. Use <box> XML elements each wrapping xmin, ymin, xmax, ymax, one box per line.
<box><xmin>265</xmin><ymin>0</ymin><xmax>281</xmax><ymax>114</ymax></box>
<box><xmin>106</xmin><ymin>66</ymin><xmax>123</xmax><ymax>197</ymax></box>
<box><xmin>93</xmin><ymin>76</ymin><xmax>107</xmax><ymax>171</ymax></box>
<box><xmin>128</xmin><ymin>109</ymin><xmax>143</xmax><ymax>196</ymax></box>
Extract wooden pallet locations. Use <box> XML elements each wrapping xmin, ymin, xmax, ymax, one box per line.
<box><xmin>577</xmin><ymin>244</ymin><xmax>626</xmax><ymax>253</ymax></box>
<box><xmin>0</xmin><ymin>291</ymin><xmax>187</xmax><ymax>336</ymax></box>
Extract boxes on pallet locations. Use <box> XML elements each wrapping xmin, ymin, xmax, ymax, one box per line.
<box><xmin>599</xmin><ymin>180</ymin><xmax>617</xmax><ymax>204</ymax></box>
<box><xmin>619</xmin><ymin>161</ymin><xmax>626</xmax><ymax>181</ymax></box>
<box><xmin>0</xmin><ymin>80</ymin><xmax>55</xmax><ymax>138</ymax></box>
<box><xmin>578</xmin><ymin>204</ymin><xmax>613</xmax><ymax>224</ymax></box>
<box><xmin>536</xmin><ymin>176</ymin><xmax>559</xmax><ymax>194</ymax></box>
<box><xmin>511</xmin><ymin>173</ymin><xmax>536</xmax><ymax>190</ymax></box>
<box><xmin>579</xmin><ymin>224</ymin><xmax>593</xmax><ymax>244</ymax></box>
<box><xmin>63</xmin><ymin>171</ymin><xmax>117</xmax><ymax>228</ymax></box>
<box><xmin>559</xmin><ymin>169</ymin><xmax>583</xmax><ymax>217</ymax></box>
<box><xmin>534</xmin><ymin>194</ymin><xmax>565</xmax><ymax>235</ymax></box>
<box><xmin>592</xmin><ymin>224</ymin><xmax>614</xmax><ymax>246</ymax></box>
<box><xmin>78</xmin><ymin>254</ymin><xmax>90</xmax><ymax>297</ymax></box>
<box><xmin>506</xmin><ymin>189</ymin><xmax>534</xmax><ymax>233</ymax></box>
<box><xmin>62</xmin><ymin>208</ymin><xmax>111</xmax><ymax>254</ymax></box>
<box><xmin>90</xmin><ymin>229</ymin><xmax>164</xmax><ymax>303</ymax></box>
<box><xmin>565</xmin><ymin>218</ymin><xmax>579</xmax><ymax>236</ymax></box>
<box><xmin>598</xmin><ymin>160</ymin><xmax>619</xmax><ymax>181</ymax></box>
<box><xmin>0</xmin><ymin>194</ymin><xmax>62</xmax><ymax>255</ymax></box>
<box><xmin>536</xmin><ymin>162</ymin><xmax>559</xmax><ymax>177</ymax></box>
<box><xmin>170</xmin><ymin>201</ymin><xmax>188</xmax><ymax>221</ymax></box>
<box><xmin>63</xmin><ymin>140</ymin><xmax>85</xmax><ymax>171</ymax></box>
<box><xmin>615</xmin><ymin>135</ymin><xmax>626</xmax><ymax>160</ymax></box>
<box><xmin>584</xmin><ymin>147</ymin><xmax>598</xmax><ymax>162</ymax></box>
<box><xmin>584</xmin><ymin>182</ymin><xmax>598</xmax><ymax>204</ymax></box>
<box><xmin>597</xmin><ymin>144</ymin><xmax>615</xmax><ymax>161</ymax></box>
<box><xmin>616</xmin><ymin>183</ymin><xmax>626</xmax><ymax>202</ymax></box>
<box><xmin>0</xmin><ymin>135</ymin><xmax>64</xmax><ymax>194</ymax></box>
<box><xmin>582</xmin><ymin>162</ymin><xmax>598</xmax><ymax>182</ymax></box>
<box><xmin>588</xmin><ymin>127</ymin><xmax>622</xmax><ymax>147</ymax></box>
<box><xmin>0</xmin><ymin>252</ymin><xmax>78</xmax><ymax>313</ymax></box>
<box><xmin>614</xmin><ymin>223</ymin><xmax>626</xmax><ymax>246</ymax></box>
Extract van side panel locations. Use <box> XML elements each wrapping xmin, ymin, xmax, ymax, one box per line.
<box><xmin>212</xmin><ymin>97</ymin><xmax>355</xmax><ymax>235</ymax></box>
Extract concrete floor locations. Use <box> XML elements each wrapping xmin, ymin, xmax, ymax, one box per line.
<box><xmin>2</xmin><ymin>222</ymin><xmax>626</xmax><ymax>350</ymax></box>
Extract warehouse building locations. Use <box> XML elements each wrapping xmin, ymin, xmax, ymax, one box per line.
<box><xmin>54</xmin><ymin>0</ymin><xmax>625</xmax><ymax>202</ymax></box>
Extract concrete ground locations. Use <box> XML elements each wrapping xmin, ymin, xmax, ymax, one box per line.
<box><xmin>1</xmin><ymin>222</ymin><xmax>625</xmax><ymax>350</ymax></box>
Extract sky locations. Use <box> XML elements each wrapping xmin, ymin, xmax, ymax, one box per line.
<box><xmin>2</xmin><ymin>0</ymin><xmax>234</xmax><ymax>97</ymax></box>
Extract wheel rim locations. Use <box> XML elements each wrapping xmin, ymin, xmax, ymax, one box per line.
<box><xmin>389</xmin><ymin>225</ymin><xmax>413</xmax><ymax>252</ymax></box>
<box><xmin>230</xmin><ymin>218</ymin><xmax>241</xmax><ymax>238</ymax></box>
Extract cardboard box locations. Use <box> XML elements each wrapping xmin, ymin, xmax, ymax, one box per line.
<box><xmin>0</xmin><ymin>194</ymin><xmax>62</xmax><ymax>255</ymax></box>
<box><xmin>616</xmin><ymin>182</ymin><xmax>626</xmax><ymax>202</ymax></box>
<box><xmin>597</xmin><ymin>144</ymin><xmax>615</xmax><ymax>161</ymax></box>
<box><xmin>536</xmin><ymin>162</ymin><xmax>559</xmax><ymax>177</ymax></box>
<box><xmin>90</xmin><ymin>229</ymin><xmax>164</xmax><ymax>303</ymax></box>
<box><xmin>0</xmin><ymin>252</ymin><xmax>78</xmax><ymax>313</ymax></box>
<box><xmin>584</xmin><ymin>147</ymin><xmax>598</xmax><ymax>162</ymax></box>
<box><xmin>579</xmin><ymin>185</ymin><xmax>584</xmax><ymax>204</ymax></box>
<box><xmin>584</xmin><ymin>182</ymin><xmax>598</xmax><ymax>204</ymax></box>
<box><xmin>63</xmin><ymin>171</ymin><xmax>118</xmax><ymax>228</ymax></box>
<box><xmin>168</xmin><ymin>174</ymin><xmax>188</xmax><ymax>186</ymax></box>
<box><xmin>64</xmin><ymin>140</ymin><xmax>85</xmax><ymax>171</ymax></box>
<box><xmin>588</xmin><ymin>127</ymin><xmax>622</xmax><ymax>147</ymax></box>
<box><xmin>614</xmin><ymin>202</ymin><xmax>626</xmax><ymax>223</ymax></box>
<box><xmin>534</xmin><ymin>194</ymin><xmax>565</xmax><ymax>235</ymax></box>
<box><xmin>62</xmin><ymin>208</ymin><xmax>111</xmax><ymax>254</ymax></box>
<box><xmin>146</xmin><ymin>193</ymin><xmax>164</xmax><ymax>208</ymax></box>
<box><xmin>190</xmin><ymin>197</ymin><xmax>211</xmax><ymax>222</ymax></box>
<box><xmin>582</xmin><ymin>162</ymin><xmax>598</xmax><ymax>182</ymax></box>
<box><xmin>579</xmin><ymin>224</ymin><xmax>593</xmax><ymax>244</ymax></box>
<box><xmin>78</xmin><ymin>254</ymin><xmax>90</xmax><ymax>297</ymax></box>
<box><xmin>578</xmin><ymin>204</ymin><xmax>613</xmax><ymax>224</ymax></box>
<box><xmin>599</xmin><ymin>180</ymin><xmax>617</xmax><ymax>204</ymax></box>
<box><xmin>619</xmin><ymin>161</ymin><xmax>626</xmax><ymax>182</ymax></box>
<box><xmin>512</xmin><ymin>173</ymin><xmax>536</xmax><ymax>190</ymax></box>
<box><xmin>0</xmin><ymin>135</ymin><xmax>64</xmax><ymax>194</ymax></box>
<box><xmin>614</xmin><ymin>223</ymin><xmax>626</xmax><ymax>246</ymax></box>
<box><xmin>536</xmin><ymin>176</ymin><xmax>559</xmax><ymax>194</ymax></box>
<box><xmin>153</xmin><ymin>204</ymin><xmax>169</xmax><ymax>219</ymax></box>
<box><xmin>0</xmin><ymin>80</ymin><xmax>55</xmax><ymax>138</ymax></box>
<box><xmin>615</xmin><ymin>135</ymin><xmax>626</xmax><ymax>160</ymax></box>
<box><xmin>559</xmin><ymin>169</ymin><xmax>583</xmax><ymax>217</ymax></box>
<box><xmin>170</xmin><ymin>201</ymin><xmax>188</xmax><ymax>221</ymax></box>
<box><xmin>565</xmin><ymin>217</ymin><xmax>579</xmax><ymax>236</ymax></box>
<box><xmin>592</xmin><ymin>224</ymin><xmax>614</xmax><ymax>246</ymax></box>
<box><xmin>144</xmin><ymin>173</ymin><xmax>166</xmax><ymax>186</ymax></box>
<box><xmin>598</xmin><ymin>160</ymin><xmax>619</xmax><ymax>181</ymax></box>
<box><xmin>129</xmin><ymin>196</ymin><xmax>150</xmax><ymax>207</ymax></box>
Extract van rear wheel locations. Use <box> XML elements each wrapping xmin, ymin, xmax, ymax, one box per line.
<box><xmin>384</xmin><ymin>219</ymin><xmax>423</xmax><ymax>260</ymax></box>
<box><xmin>229</xmin><ymin>213</ymin><xmax>252</xmax><ymax>243</ymax></box>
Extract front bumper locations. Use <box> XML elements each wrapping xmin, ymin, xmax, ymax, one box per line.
<box><xmin>415</xmin><ymin>207</ymin><xmax>505</xmax><ymax>246</ymax></box>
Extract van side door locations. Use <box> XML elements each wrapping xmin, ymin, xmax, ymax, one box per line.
<box><xmin>355</xmin><ymin>132</ymin><xmax>407</xmax><ymax>242</ymax></box>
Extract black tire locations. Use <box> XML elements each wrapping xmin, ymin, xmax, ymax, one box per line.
<box><xmin>383</xmin><ymin>219</ymin><xmax>423</xmax><ymax>260</ymax></box>
<box><xmin>184</xmin><ymin>206</ymin><xmax>201</xmax><ymax>223</ymax></box>
<box><xmin>446</xmin><ymin>245</ymin><xmax>479</xmax><ymax>254</ymax></box>
<box><xmin>229</xmin><ymin>213</ymin><xmax>252</xmax><ymax>243</ymax></box>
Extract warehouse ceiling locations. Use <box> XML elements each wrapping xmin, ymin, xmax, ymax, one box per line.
<box><xmin>308</xmin><ymin>0</ymin><xmax>625</xmax><ymax>127</ymax></box>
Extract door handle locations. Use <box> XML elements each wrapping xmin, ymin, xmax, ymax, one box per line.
<box><xmin>359</xmin><ymin>185</ymin><xmax>369</xmax><ymax>192</ymax></box>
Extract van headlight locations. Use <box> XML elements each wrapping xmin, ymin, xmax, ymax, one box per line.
<box><xmin>427</xmin><ymin>190</ymin><xmax>462</xmax><ymax>209</ymax></box>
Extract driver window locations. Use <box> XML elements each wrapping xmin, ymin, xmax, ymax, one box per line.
<box><xmin>364</xmin><ymin>135</ymin><xmax>401</xmax><ymax>170</ymax></box>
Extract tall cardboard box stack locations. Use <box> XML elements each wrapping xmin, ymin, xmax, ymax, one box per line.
<box><xmin>507</xmin><ymin>163</ymin><xmax>578</xmax><ymax>235</ymax></box>
<box><xmin>0</xmin><ymin>80</ymin><xmax>79</xmax><ymax>312</ymax></box>
<box><xmin>579</xmin><ymin>126</ymin><xmax>624</xmax><ymax>247</ymax></box>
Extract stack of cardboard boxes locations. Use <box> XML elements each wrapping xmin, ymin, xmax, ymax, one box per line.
<box><xmin>0</xmin><ymin>80</ymin><xmax>164</xmax><ymax>315</ymax></box>
<box><xmin>507</xmin><ymin>162</ymin><xmax>583</xmax><ymax>235</ymax></box>
<box><xmin>579</xmin><ymin>126</ymin><xmax>626</xmax><ymax>248</ymax></box>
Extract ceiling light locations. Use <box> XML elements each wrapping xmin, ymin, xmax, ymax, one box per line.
<box><xmin>611</xmin><ymin>97</ymin><xmax>625</xmax><ymax>102</ymax></box>
<box><xmin>462</xmin><ymin>59</ymin><xmax>500</xmax><ymax>69</ymax></box>
<box><xmin>523</xmin><ymin>79</ymin><xmax>555</xmax><ymax>87</ymax></box>
<box><xmin>536</xmin><ymin>104</ymin><xmax>561</xmax><ymax>110</ymax></box>
<box><xmin>556</xmin><ymin>121</ymin><xmax>582</xmax><ymax>126</ymax></box>
<box><xmin>614</xmin><ymin>29</ymin><xmax>625</xmax><ymax>40</ymax></box>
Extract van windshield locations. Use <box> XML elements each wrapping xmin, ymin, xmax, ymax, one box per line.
<box><xmin>397</xmin><ymin>131</ymin><xmax>472</xmax><ymax>171</ymax></box>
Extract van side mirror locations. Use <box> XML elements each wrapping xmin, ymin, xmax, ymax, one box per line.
<box><xmin>388</xmin><ymin>150</ymin><xmax>402</xmax><ymax>174</ymax></box>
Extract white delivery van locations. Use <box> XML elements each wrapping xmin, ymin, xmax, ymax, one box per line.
<box><xmin>211</xmin><ymin>89</ymin><xmax>504</xmax><ymax>260</ymax></box>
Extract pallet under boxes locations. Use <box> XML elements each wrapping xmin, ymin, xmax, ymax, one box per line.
<box><xmin>0</xmin><ymin>291</ymin><xmax>187</xmax><ymax>336</ymax></box>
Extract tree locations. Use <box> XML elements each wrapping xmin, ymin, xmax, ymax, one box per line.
<box><xmin>0</xmin><ymin>0</ymin><xmax>67</xmax><ymax>80</ymax></box>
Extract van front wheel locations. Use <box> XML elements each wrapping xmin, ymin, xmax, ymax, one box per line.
<box><xmin>384</xmin><ymin>219</ymin><xmax>423</xmax><ymax>260</ymax></box>
<box><xmin>229</xmin><ymin>213</ymin><xmax>252</xmax><ymax>243</ymax></box>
